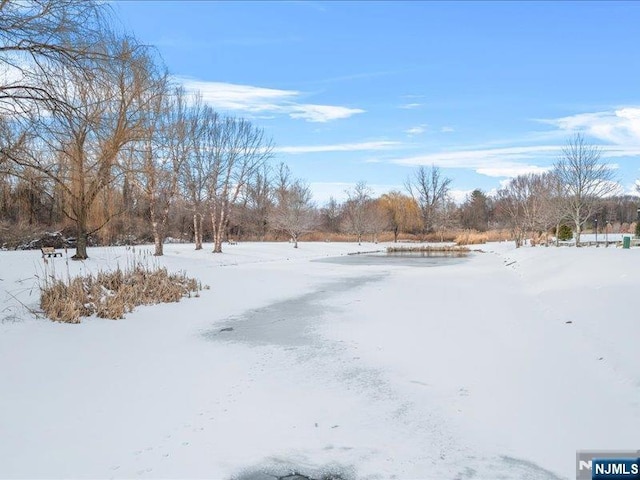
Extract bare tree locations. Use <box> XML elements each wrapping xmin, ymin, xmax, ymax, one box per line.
<box><xmin>180</xmin><ymin>100</ymin><xmax>211</xmax><ymax>250</ymax></box>
<box><xmin>319</xmin><ymin>196</ymin><xmax>342</xmax><ymax>234</ymax></box>
<box><xmin>536</xmin><ymin>172</ymin><xmax>567</xmax><ymax>246</ymax></box>
<box><xmin>237</xmin><ymin>163</ymin><xmax>273</xmax><ymax>241</ymax></box>
<box><xmin>6</xmin><ymin>35</ymin><xmax>164</xmax><ymax>259</ymax></box>
<box><xmin>364</xmin><ymin>198</ymin><xmax>388</xmax><ymax>243</ymax></box>
<box><xmin>496</xmin><ymin>176</ymin><xmax>530</xmax><ymax>248</ymax></box>
<box><xmin>270</xmin><ymin>176</ymin><xmax>316</xmax><ymax>248</ymax></box>
<box><xmin>207</xmin><ymin>116</ymin><xmax>273</xmax><ymax>253</ymax></box>
<box><xmin>0</xmin><ymin>0</ymin><xmax>108</xmax><ymax>114</ymax></box>
<box><xmin>406</xmin><ymin>165</ymin><xmax>452</xmax><ymax>234</ymax></box>
<box><xmin>131</xmin><ymin>85</ymin><xmax>202</xmax><ymax>257</ymax></box>
<box><xmin>343</xmin><ymin>181</ymin><xmax>373</xmax><ymax>245</ymax></box>
<box><xmin>433</xmin><ymin>194</ymin><xmax>459</xmax><ymax>242</ymax></box>
<box><xmin>554</xmin><ymin>134</ymin><xmax>619</xmax><ymax>245</ymax></box>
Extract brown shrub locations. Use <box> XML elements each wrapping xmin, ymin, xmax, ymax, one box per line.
<box><xmin>40</xmin><ymin>264</ymin><xmax>202</xmax><ymax>324</ymax></box>
<box><xmin>454</xmin><ymin>229</ymin><xmax>512</xmax><ymax>245</ymax></box>
<box><xmin>454</xmin><ymin>231</ymin><xmax>487</xmax><ymax>245</ymax></box>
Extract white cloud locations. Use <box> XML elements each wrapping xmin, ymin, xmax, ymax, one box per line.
<box><xmin>288</xmin><ymin>104</ymin><xmax>365</xmax><ymax>122</ymax></box>
<box><xmin>391</xmin><ymin>145</ymin><xmax>559</xmax><ymax>178</ymax></box>
<box><xmin>405</xmin><ymin>124</ymin><xmax>428</xmax><ymax>136</ymax></box>
<box><xmin>541</xmin><ymin>107</ymin><xmax>640</xmax><ymax>146</ymax></box>
<box><xmin>399</xmin><ymin>103</ymin><xmax>422</xmax><ymax>109</ymax></box>
<box><xmin>405</xmin><ymin>125</ymin><xmax>454</xmax><ymax>136</ymax></box>
<box><xmin>275</xmin><ymin>140</ymin><xmax>401</xmax><ymax>155</ymax></box>
<box><xmin>449</xmin><ymin>189</ymin><xmax>472</xmax><ymax>204</ymax></box>
<box><xmin>176</xmin><ymin>77</ymin><xmax>364</xmax><ymax>123</ymax></box>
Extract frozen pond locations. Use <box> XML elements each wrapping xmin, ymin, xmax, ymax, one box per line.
<box><xmin>312</xmin><ymin>250</ymin><xmax>470</xmax><ymax>267</ymax></box>
<box><xmin>203</xmin><ymin>274</ymin><xmax>384</xmax><ymax>347</ymax></box>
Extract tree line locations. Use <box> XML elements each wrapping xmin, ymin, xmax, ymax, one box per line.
<box><xmin>1</xmin><ymin>1</ymin><xmax>638</xmax><ymax>258</ymax></box>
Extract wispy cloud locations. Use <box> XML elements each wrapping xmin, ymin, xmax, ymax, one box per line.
<box><xmin>405</xmin><ymin>124</ymin><xmax>428</xmax><ymax>136</ymax></box>
<box><xmin>405</xmin><ymin>125</ymin><xmax>455</xmax><ymax>136</ymax></box>
<box><xmin>391</xmin><ymin>145</ymin><xmax>560</xmax><ymax>178</ymax></box>
<box><xmin>399</xmin><ymin>103</ymin><xmax>422</xmax><ymax>110</ymax></box>
<box><xmin>449</xmin><ymin>189</ymin><xmax>473</xmax><ymax>204</ymax></box>
<box><xmin>288</xmin><ymin>104</ymin><xmax>365</xmax><ymax>122</ymax></box>
<box><xmin>540</xmin><ymin>107</ymin><xmax>640</xmax><ymax>146</ymax></box>
<box><xmin>276</xmin><ymin>140</ymin><xmax>401</xmax><ymax>155</ymax></box>
<box><xmin>176</xmin><ymin>77</ymin><xmax>365</xmax><ymax>123</ymax></box>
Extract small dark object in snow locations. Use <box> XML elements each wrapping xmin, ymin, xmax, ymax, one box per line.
<box><xmin>331</xmin><ymin>425</ymin><xmax>339</xmax><ymax>429</ymax></box>
<box><xmin>220</xmin><ymin>327</ymin><xmax>234</xmax><ymax>332</ymax></box>
<box><xmin>598</xmin><ymin>357</ymin><xmax>604</xmax><ymax>361</ymax></box>
<box><xmin>565</xmin><ymin>321</ymin><xmax>572</xmax><ymax>324</ymax></box>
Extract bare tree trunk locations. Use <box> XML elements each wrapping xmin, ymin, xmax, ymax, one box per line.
<box><xmin>394</xmin><ymin>227</ymin><xmax>398</xmax><ymax>243</ymax></box>
<box><xmin>293</xmin><ymin>233</ymin><xmax>298</xmax><ymax>248</ymax></box>
<box><xmin>575</xmin><ymin>220</ymin><xmax>581</xmax><ymax>246</ymax></box>
<box><xmin>151</xmin><ymin>221</ymin><xmax>163</xmax><ymax>256</ymax></box>
<box><xmin>212</xmin><ymin>209</ymin><xmax>225</xmax><ymax>253</ymax></box>
<box><xmin>194</xmin><ymin>213</ymin><xmax>203</xmax><ymax>250</ymax></box>
<box><xmin>74</xmin><ymin>233</ymin><xmax>88</xmax><ymax>260</ymax></box>
<box><xmin>153</xmin><ymin>225</ymin><xmax>163</xmax><ymax>256</ymax></box>
<box><xmin>555</xmin><ymin>223</ymin><xmax>560</xmax><ymax>247</ymax></box>
<box><xmin>72</xmin><ymin>205</ymin><xmax>89</xmax><ymax>260</ymax></box>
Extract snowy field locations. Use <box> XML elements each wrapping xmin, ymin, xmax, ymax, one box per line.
<box><xmin>1</xmin><ymin>241</ymin><xmax>639</xmax><ymax>480</ymax></box>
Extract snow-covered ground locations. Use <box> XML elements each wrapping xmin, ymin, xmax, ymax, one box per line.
<box><xmin>0</xmin><ymin>241</ymin><xmax>638</xmax><ymax>479</ymax></box>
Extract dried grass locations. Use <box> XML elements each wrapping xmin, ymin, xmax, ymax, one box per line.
<box><xmin>454</xmin><ymin>229</ymin><xmax>512</xmax><ymax>245</ymax></box>
<box><xmin>454</xmin><ymin>231</ymin><xmax>488</xmax><ymax>246</ymax></box>
<box><xmin>39</xmin><ymin>256</ymin><xmax>202</xmax><ymax>324</ymax></box>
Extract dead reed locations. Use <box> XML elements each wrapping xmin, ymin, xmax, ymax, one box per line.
<box><xmin>39</xmin><ymin>252</ymin><xmax>202</xmax><ymax>323</ymax></box>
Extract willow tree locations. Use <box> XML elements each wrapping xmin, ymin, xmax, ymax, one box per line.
<box><xmin>10</xmin><ymin>36</ymin><xmax>165</xmax><ymax>259</ymax></box>
<box><xmin>0</xmin><ymin>0</ymin><xmax>107</xmax><ymax>115</ymax></box>
<box><xmin>379</xmin><ymin>190</ymin><xmax>421</xmax><ymax>242</ymax></box>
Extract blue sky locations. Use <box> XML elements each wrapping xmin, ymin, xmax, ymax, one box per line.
<box><xmin>113</xmin><ymin>1</ymin><xmax>640</xmax><ymax>204</ymax></box>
